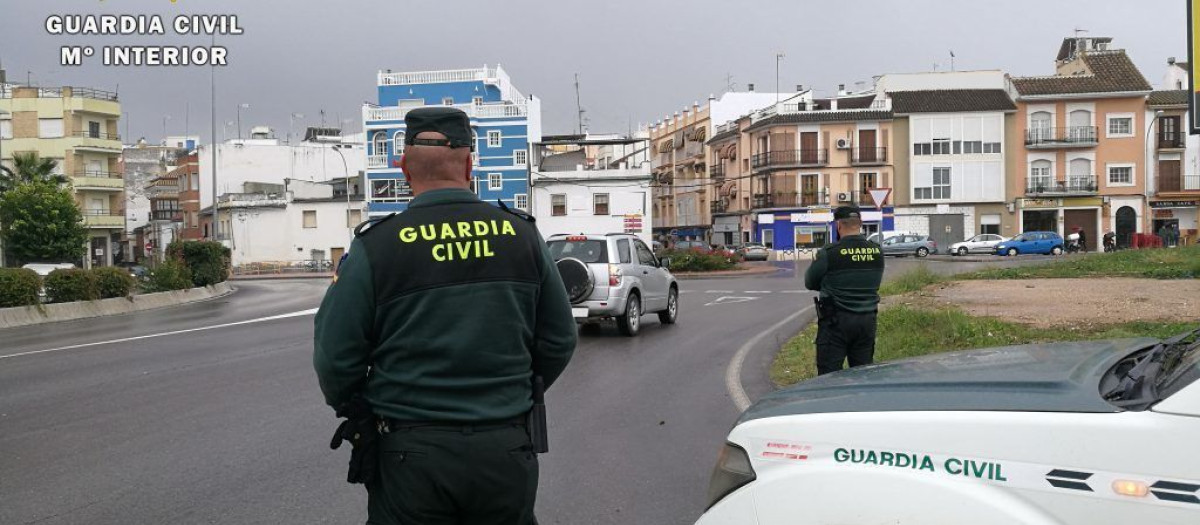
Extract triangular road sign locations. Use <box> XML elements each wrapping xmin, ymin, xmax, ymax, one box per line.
<box><xmin>869</xmin><ymin>188</ymin><xmax>892</xmax><ymax>208</ymax></box>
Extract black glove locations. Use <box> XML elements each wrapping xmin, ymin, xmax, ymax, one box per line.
<box><xmin>329</xmin><ymin>395</ymin><xmax>380</xmax><ymax>485</ymax></box>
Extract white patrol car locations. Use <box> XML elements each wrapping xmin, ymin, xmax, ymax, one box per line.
<box><xmin>698</xmin><ymin>329</ymin><xmax>1200</xmax><ymax>525</ymax></box>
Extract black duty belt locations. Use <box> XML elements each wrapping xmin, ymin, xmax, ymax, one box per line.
<box><xmin>381</xmin><ymin>416</ymin><xmax>526</xmax><ymax>434</ymax></box>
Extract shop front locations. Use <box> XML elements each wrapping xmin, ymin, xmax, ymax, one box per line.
<box><xmin>1018</xmin><ymin>197</ymin><xmax>1102</xmax><ymax>243</ymax></box>
<box><xmin>756</xmin><ymin>207</ymin><xmax>895</xmax><ymax>250</ymax></box>
<box><xmin>712</xmin><ymin>215</ymin><xmax>742</xmax><ymax>247</ymax></box>
<box><xmin>1150</xmin><ymin>200</ymin><xmax>1199</xmax><ymax>246</ymax></box>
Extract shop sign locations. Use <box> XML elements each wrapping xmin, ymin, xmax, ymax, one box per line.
<box><xmin>1021</xmin><ymin>198</ymin><xmax>1060</xmax><ymax>209</ymax></box>
<box><xmin>1150</xmin><ymin>200</ymin><xmax>1200</xmax><ymax>208</ymax></box>
<box><xmin>792</xmin><ymin>212</ymin><xmax>834</xmax><ymax>223</ymax></box>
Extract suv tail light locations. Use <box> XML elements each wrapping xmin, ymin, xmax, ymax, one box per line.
<box><xmin>608</xmin><ymin>264</ymin><xmax>621</xmax><ymax>286</ymax></box>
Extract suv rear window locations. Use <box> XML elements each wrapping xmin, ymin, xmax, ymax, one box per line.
<box><xmin>548</xmin><ymin>240</ymin><xmax>609</xmax><ymax>263</ymax></box>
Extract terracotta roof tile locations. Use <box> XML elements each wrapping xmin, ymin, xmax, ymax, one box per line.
<box><xmin>1147</xmin><ymin>90</ymin><xmax>1189</xmax><ymax>107</ymax></box>
<box><xmin>890</xmin><ymin>89</ymin><xmax>1016</xmax><ymax>114</ymax></box>
<box><xmin>1012</xmin><ymin>50</ymin><xmax>1151</xmax><ymax>96</ymax></box>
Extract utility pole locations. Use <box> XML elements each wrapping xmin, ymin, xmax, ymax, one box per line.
<box><xmin>237</xmin><ymin>103</ymin><xmax>250</xmax><ymax>140</ymax></box>
<box><xmin>950</xmin><ymin>50</ymin><xmax>956</xmax><ymax>72</ymax></box>
<box><xmin>210</xmin><ymin>32</ymin><xmax>219</xmax><ymax>243</ymax></box>
<box><xmin>775</xmin><ymin>53</ymin><xmax>785</xmax><ymax>103</ymax></box>
<box><xmin>574</xmin><ymin>73</ymin><xmax>584</xmax><ymax>135</ymax></box>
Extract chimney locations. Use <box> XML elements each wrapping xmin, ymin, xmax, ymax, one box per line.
<box><xmin>796</xmin><ymin>84</ymin><xmax>804</xmax><ymax>92</ymax></box>
<box><xmin>747</xmin><ymin>83</ymin><xmax>755</xmax><ymax>92</ymax></box>
<box><xmin>709</xmin><ymin>93</ymin><xmax>716</xmax><ymax>102</ymax></box>
<box><xmin>1169</xmin><ymin>56</ymin><xmax>1177</xmax><ymax>65</ymax></box>
<box><xmin>838</xmin><ymin>84</ymin><xmax>846</xmax><ymax>96</ymax></box>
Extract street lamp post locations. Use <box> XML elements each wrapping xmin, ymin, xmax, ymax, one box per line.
<box><xmin>161</xmin><ymin>114</ymin><xmax>171</xmax><ymax>145</ymax></box>
<box><xmin>329</xmin><ymin>146</ymin><xmax>353</xmax><ymax>240</ymax></box>
<box><xmin>775</xmin><ymin>53</ymin><xmax>785</xmax><ymax>104</ymax></box>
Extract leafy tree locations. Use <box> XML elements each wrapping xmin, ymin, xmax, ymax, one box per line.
<box><xmin>1</xmin><ymin>152</ymin><xmax>68</xmax><ymax>195</ymax></box>
<box><xmin>0</xmin><ymin>181</ymin><xmax>88</xmax><ymax>264</ymax></box>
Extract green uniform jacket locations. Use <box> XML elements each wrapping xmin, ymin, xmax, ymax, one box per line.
<box><xmin>313</xmin><ymin>189</ymin><xmax>578</xmax><ymax>422</ymax></box>
<box><xmin>804</xmin><ymin>234</ymin><xmax>885</xmax><ymax>313</ymax></box>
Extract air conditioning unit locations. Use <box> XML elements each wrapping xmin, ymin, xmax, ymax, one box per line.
<box><xmin>837</xmin><ymin>192</ymin><xmax>851</xmax><ymax>202</ymax></box>
<box><xmin>836</xmin><ymin>138</ymin><xmax>852</xmax><ymax>150</ymax></box>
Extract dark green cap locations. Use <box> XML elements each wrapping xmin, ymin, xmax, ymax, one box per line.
<box><xmin>833</xmin><ymin>205</ymin><xmax>862</xmax><ymax>220</ymax></box>
<box><xmin>404</xmin><ymin>107</ymin><xmax>474</xmax><ymax>149</ymax></box>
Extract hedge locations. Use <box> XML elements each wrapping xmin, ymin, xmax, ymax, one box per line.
<box><xmin>661</xmin><ymin>249</ymin><xmax>740</xmax><ymax>272</ymax></box>
<box><xmin>0</xmin><ymin>268</ymin><xmax>41</xmax><ymax>308</ymax></box>
<box><xmin>167</xmin><ymin>240</ymin><xmax>231</xmax><ymax>287</ymax></box>
<box><xmin>44</xmin><ymin>268</ymin><xmax>100</xmax><ymax>303</ymax></box>
<box><xmin>93</xmin><ymin>266</ymin><xmax>137</xmax><ymax>299</ymax></box>
<box><xmin>144</xmin><ymin>260</ymin><xmax>194</xmax><ymax>293</ymax></box>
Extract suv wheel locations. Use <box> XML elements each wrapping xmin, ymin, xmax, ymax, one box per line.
<box><xmin>916</xmin><ymin>247</ymin><xmax>929</xmax><ymax>258</ymax></box>
<box><xmin>657</xmin><ymin>287</ymin><xmax>678</xmax><ymax>325</ymax></box>
<box><xmin>618</xmin><ymin>293</ymin><xmax>641</xmax><ymax>336</ymax></box>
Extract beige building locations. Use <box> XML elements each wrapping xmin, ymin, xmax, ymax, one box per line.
<box><xmin>1010</xmin><ymin>36</ymin><xmax>1153</xmax><ymax>248</ymax></box>
<box><xmin>650</xmin><ymin>103</ymin><xmax>711</xmax><ymax>244</ymax></box>
<box><xmin>0</xmin><ymin>83</ymin><xmax>124</xmax><ymax>267</ymax></box>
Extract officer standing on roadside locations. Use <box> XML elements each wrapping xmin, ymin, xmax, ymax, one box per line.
<box><xmin>313</xmin><ymin>107</ymin><xmax>578</xmax><ymax>524</ymax></box>
<box><xmin>804</xmin><ymin>205</ymin><xmax>885</xmax><ymax>375</ymax></box>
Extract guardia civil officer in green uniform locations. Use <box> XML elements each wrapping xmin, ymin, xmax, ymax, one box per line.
<box><xmin>313</xmin><ymin>107</ymin><xmax>578</xmax><ymax>524</ymax></box>
<box><xmin>804</xmin><ymin>205</ymin><xmax>885</xmax><ymax>375</ymax></box>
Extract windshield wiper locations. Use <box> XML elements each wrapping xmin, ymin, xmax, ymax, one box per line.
<box><xmin>1103</xmin><ymin>327</ymin><xmax>1200</xmax><ymax>408</ymax></box>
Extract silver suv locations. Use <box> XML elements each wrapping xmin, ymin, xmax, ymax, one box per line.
<box><xmin>547</xmin><ymin>234</ymin><xmax>678</xmax><ymax>336</ymax></box>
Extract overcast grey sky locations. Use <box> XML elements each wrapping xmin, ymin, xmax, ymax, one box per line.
<box><xmin>0</xmin><ymin>0</ymin><xmax>1187</xmax><ymax>142</ymax></box>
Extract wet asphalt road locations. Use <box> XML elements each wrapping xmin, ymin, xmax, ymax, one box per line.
<box><xmin>0</xmin><ymin>256</ymin><xmax>1045</xmax><ymax>524</ymax></box>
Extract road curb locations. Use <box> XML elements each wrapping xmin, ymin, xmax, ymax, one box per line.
<box><xmin>230</xmin><ymin>273</ymin><xmax>333</xmax><ymax>281</ymax></box>
<box><xmin>0</xmin><ymin>282</ymin><xmax>235</xmax><ymax>330</ymax></box>
<box><xmin>675</xmin><ymin>265</ymin><xmax>784</xmax><ymax>280</ymax></box>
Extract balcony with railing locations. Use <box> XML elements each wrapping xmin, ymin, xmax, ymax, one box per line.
<box><xmin>1025</xmin><ymin>126</ymin><xmax>1098</xmax><ymax>148</ymax></box>
<box><xmin>367</xmin><ymin>155</ymin><xmax>389</xmax><ymax>170</ymax></box>
<box><xmin>81</xmin><ymin>209</ymin><xmax>124</xmax><ymax>228</ymax></box>
<box><xmin>1158</xmin><ymin>132</ymin><xmax>1187</xmax><ymax>150</ymax></box>
<box><xmin>711</xmin><ymin>199</ymin><xmax>728</xmax><ymax>214</ymax></box>
<box><xmin>151</xmin><ymin>210</ymin><xmax>183</xmax><ymax>222</ymax></box>
<box><xmin>851</xmin><ymin>147</ymin><xmax>888</xmax><ymax>166</ymax></box>
<box><xmin>71</xmin><ymin>171</ymin><xmax>125</xmax><ymax>191</ymax></box>
<box><xmin>1157</xmin><ymin>174</ymin><xmax>1200</xmax><ymax>194</ymax></box>
<box><xmin>363</xmin><ymin>101</ymin><xmax>529</xmax><ymax>124</ymax></box>
<box><xmin>710</xmin><ymin>163</ymin><xmax>726</xmax><ymax>180</ymax></box>
<box><xmin>751</xmin><ymin>149</ymin><xmax>828</xmax><ymax>171</ymax></box>
<box><xmin>752</xmin><ymin>193</ymin><xmax>774</xmax><ymax>209</ymax></box>
<box><xmin>1025</xmin><ymin>176</ymin><xmax>1099</xmax><ymax>195</ymax></box>
<box><xmin>73</xmin><ymin>130</ymin><xmax>121</xmax><ymax>141</ymax></box>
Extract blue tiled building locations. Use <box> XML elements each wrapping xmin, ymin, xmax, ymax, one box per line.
<box><xmin>362</xmin><ymin>65</ymin><xmax>542</xmax><ymax>216</ymax></box>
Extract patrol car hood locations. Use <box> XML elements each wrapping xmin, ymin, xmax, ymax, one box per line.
<box><xmin>740</xmin><ymin>338</ymin><xmax>1159</xmax><ymax>423</ymax></box>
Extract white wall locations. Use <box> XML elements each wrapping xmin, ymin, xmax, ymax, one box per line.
<box><xmin>909</xmin><ymin>112</ymin><xmax>1007</xmax><ymax>203</ymax></box>
<box><xmin>532</xmin><ymin>178</ymin><xmax>652</xmax><ymax>246</ymax></box>
<box><xmin>199</xmin><ymin>141</ymin><xmax>365</xmax><ymax>210</ymax></box>
<box><xmin>226</xmin><ymin>199</ymin><xmax>363</xmax><ymax>266</ymax></box>
<box><xmin>877</xmin><ymin>70</ymin><xmax>1008</xmax><ymax>93</ymax></box>
<box><xmin>710</xmin><ymin>91</ymin><xmax>794</xmax><ymax>131</ymax></box>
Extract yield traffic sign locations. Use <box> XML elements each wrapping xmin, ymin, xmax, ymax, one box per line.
<box><xmin>868</xmin><ymin>188</ymin><xmax>892</xmax><ymax>208</ymax></box>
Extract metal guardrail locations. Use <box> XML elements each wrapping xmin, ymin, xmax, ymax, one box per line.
<box><xmin>1025</xmin><ymin>177</ymin><xmax>1099</xmax><ymax>195</ymax></box>
<box><xmin>73</xmin><ymin>130</ymin><xmax>121</xmax><ymax>141</ymax></box>
<box><xmin>751</xmin><ymin>149</ymin><xmax>828</xmax><ymax>169</ymax></box>
<box><xmin>1025</xmin><ymin>126</ymin><xmax>1098</xmax><ymax>147</ymax></box>
<box><xmin>851</xmin><ymin>147</ymin><xmax>888</xmax><ymax>165</ymax></box>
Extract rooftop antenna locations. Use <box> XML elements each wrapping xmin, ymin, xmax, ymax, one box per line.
<box><xmin>775</xmin><ymin>53</ymin><xmax>785</xmax><ymax>103</ymax></box>
<box><xmin>574</xmin><ymin>73</ymin><xmax>585</xmax><ymax>136</ymax></box>
<box><xmin>950</xmin><ymin>50</ymin><xmax>956</xmax><ymax>72</ymax></box>
<box><xmin>1074</xmin><ymin>27</ymin><xmax>1088</xmax><ymax>37</ymax></box>
<box><xmin>724</xmin><ymin>73</ymin><xmax>736</xmax><ymax>93</ymax></box>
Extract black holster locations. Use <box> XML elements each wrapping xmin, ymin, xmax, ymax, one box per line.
<box><xmin>528</xmin><ymin>376</ymin><xmax>549</xmax><ymax>454</ymax></box>
<box><xmin>815</xmin><ymin>297</ymin><xmax>838</xmax><ymax>326</ymax></box>
<box><xmin>329</xmin><ymin>395</ymin><xmax>380</xmax><ymax>485</ymax></box>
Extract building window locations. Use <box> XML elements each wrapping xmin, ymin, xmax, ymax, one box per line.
<box><xmin>932</xmin><ymin>168</ymin><xmax>951</xmax><ymax>199</ymax></box>
<box><xmin>303</xmin><ymin>210</ymin><xmax>317</xmax><ymax>228</ymax></box>
<box><xmin>473</xmin><ymin>96</ymin><xmax>483</xmax><ymax>105</ymax></box>
<box><xmin>983</xmin><ymin>142</ymin><xmax>1001</xmax><ymax>153</ymax></box>
<box><xmin>913</xmin><ymin>143</ymin><xmax>932</xmax><ymax>156</ymax></box>
<box><xmin>980</xmin><ymin>214</ymin><xmax>1001</xmax><ymax>235</ymax></box>
<box><xmin>39</xmin><ymin>118</ymin><xmax>64</xmax><ymax>138</ymax></box>
<box><xmin>88</xmin><ymin>121</ymin><xmax>101</xmax><ymax>138</ymax></box>
<box><xmin>963</xmin><ymin>141</ymin><xmax>983</xmax><ymax>154</ymax></box>
<box><xmin>1108</xmin><ymin>164</ymin><xmax>1134</xmax><ymax>186</ymax></box>
<box><xmin>594</xmin><ymin>193</ymin><xmax>610</xmax><ymax>215</ymax></box>
<box><xmin>372</xmin><ymin>131</ymin><xmax>388</xmax><ymax>156</ymax></box>
<box><xmin>346</xmin><ymin>209</ymin><xmax>362</xmax><ymax>227</ymax></box>
<box><xmin>1107</xmin><ymin>115</ymin><xmax>1134</xmax><ymax>138</ymax></box>
<box><xmin>514</xmin><ymin>149</ymin><xmax>527</xmax><ymax>166</ymax></box>
<box><xmin>551</xmin><ymin>194</ymin><xmax>567</xmax><ymax>216</ymax></box>
<box><xmin>1030</xmin><ymin>160</ymin><xmax>1053</xmax><ymax>190</ymax></box>
<box><xmin>488</xmin><ymin>173</ymin><xmax>503</xmax><ymax>191</ymax></box>
<box><xmin>442</xmin><ymin>97</ymin><xmax>454</xmax><ymax>106</ymax></box>
<box><xmin>0</xmin><ymin>118</ymin><xmax>11</xmax><ymax>139</ymax></box>
<box><xmin>393</xmin><ymin>131</ymin><xmax>405</xmax><ymax>156</ymax></box>
<box><xmin>932</xmin><ymin>138</ymin><xmax>951</xmax><ymax>155</ymax></box>
<box><xmin>487</xmin><ymin>130</ymin><xmax>502</xmax><ymax>148</ymax></box>
<box><xmin>514</xmin><ymin>193</ymin><xmax>528</xmax><ymax>211</ymax></box>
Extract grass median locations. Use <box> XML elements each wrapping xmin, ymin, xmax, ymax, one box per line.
<box><xmin>772</xmin><ymin>246</ymin><xmax>1200</xmax><ymax>387</ymax></box>
<box><xmin>771</xmin><ymin>306</ymin><xmax>1192</xmax><ymax>387</ymax></box>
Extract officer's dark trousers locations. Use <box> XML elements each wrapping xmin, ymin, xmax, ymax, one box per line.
<box><xmin>815</xmin><ymin>309</ymin><xmax>877</xmax><ymax>375</ymax></box>
<box><xmin>367</xmin><ymin>423</ymin><xmax>538</xmax><ymax>525</ymax></box>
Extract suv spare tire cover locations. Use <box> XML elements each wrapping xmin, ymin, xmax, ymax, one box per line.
<box><xmin>556</xmin><ymin>257</ymin><xmax>594</xmax><ymax>304</ymax></box>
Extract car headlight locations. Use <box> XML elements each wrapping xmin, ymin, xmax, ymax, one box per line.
<box><xmin>706</xmin><ymin>442</ymin><xmax>757</xmax><ymax>510</ymax></box>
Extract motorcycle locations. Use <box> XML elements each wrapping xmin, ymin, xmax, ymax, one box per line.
<box><xmin>1065</xmin><ymin>233</ymin><xmax>1083</xmax><ymax>254</ymax></box>
<box><xmin>1102</xmin><ymin>232</ymin><xmax>1118</xmax><ymax>253</ymax></box>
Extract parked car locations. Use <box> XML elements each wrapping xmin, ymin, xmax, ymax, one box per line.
<box><xmin>697</xmin><ymin>328</ymin><xmax>1200</xmax><ymax>525</ymax></box>
<box><xmin>547</xmin><ymin>234</ymin><xmax>678</xmax><ymax>336</ymax></box>
<box><xmin>867</xmin><ymin>230</ymin><xmax>917</xmax><ymax>245</ymax></box>
<box><xmin>995</xmin><ymin>231</ymin><xmax>1064</xmax><ymax>256</ymax></box>
<box><xmin>739</xmin><ymin>243</ymin><xmax>770</xmax><ymax>262</ymax></box>
<box><xmin>880</xmin><ymin>234</ymin><xmax>937</xmax><ymax>257</ymax></box>
<box><xmin>949</xmin><ymin>234</ymin><xmax>1007</xmax><ymax>256</ymax></box>
<box><xmin>712</xmin><ymin>245</ymin><xmax>738</xmax><ymax>258</ymax></box>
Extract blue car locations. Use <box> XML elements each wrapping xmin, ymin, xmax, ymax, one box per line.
<box><xmin>994</xmin><ymin>231</ymin><xmax>1064</xmax><ymax>256</ymax></box>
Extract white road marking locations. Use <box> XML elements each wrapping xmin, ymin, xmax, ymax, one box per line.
<box><xmin>704</xmin><ymin>290</ymin><xmax>734</xmax><ymax>294</ymax></box>
<box><xmin>704</xmin><ymin>296</ymin><xmax>759</xmax><ymax>307</ymax></box>
<box><xmin>0</xmin><ymin>308</ymin><xmax>319</xmax><ymax>361</ymax></box>
<box><xmin>726</xmin><ymin>305</ymin><xmax>814</xmax><ymax>411</ymax></box>
<box><xmin>745</xmin><ymin>291</ymin><xmax>772</xmax><ymax>294</ymax></box>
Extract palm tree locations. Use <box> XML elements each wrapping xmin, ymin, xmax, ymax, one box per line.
<box><xmin>13</xmin><ymin>152</ymin><xmax>67</xmax><ymax>184</ymax></box>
